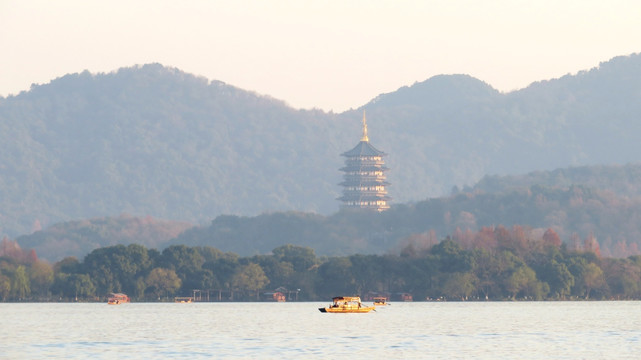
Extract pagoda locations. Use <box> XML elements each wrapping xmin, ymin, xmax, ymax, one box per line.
<box><xmin>338</xmin><ymin>111</ymin><xmax>391</xmax><ymax>211</ymax></box>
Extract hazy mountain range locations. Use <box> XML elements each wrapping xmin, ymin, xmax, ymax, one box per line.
<box><xmin>1</xmin><ymin>52</ymin><xmax>641</xmax><ymax>239</ymax></box>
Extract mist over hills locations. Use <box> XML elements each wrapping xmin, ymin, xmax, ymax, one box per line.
<box><xmin>1</xmin><ymin>52</ymin><xmax>641</xmax><ymax>239</ymax></box>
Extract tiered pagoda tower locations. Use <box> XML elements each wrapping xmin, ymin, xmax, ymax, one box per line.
<box><xmin>338</xmin><ymin>111</ymin><xmax>391</xmax><ymax>211</ymax></box>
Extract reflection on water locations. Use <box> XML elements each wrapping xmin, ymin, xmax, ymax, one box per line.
<box><xmin>1</xmin><ymin>301</ymin><xmax>640</xmax><ymax>359</ymax></box>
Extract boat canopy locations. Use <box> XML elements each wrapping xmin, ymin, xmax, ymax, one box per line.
<box><xmin>332</xmin><ymin>296</ymin><xmax>361</xmax><ymax>302</ymax></box>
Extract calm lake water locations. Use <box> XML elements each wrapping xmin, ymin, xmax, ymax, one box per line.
<box><xmin>1</xmin><ymin>301</ymin><xmax>640</xmax><ymax>359</ymax></box>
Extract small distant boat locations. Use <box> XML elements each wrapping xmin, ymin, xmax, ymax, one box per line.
<box><xmin>373</xmin><ymin>297</ymin><xmax>390</xmax><ymax>306</ymax></box>
<box><xmin>318</xmin><ymin>296</ymin><xmax>375</xmax><ymax>313</ymax></box>
<box><xmin>107</xmin><ymin>293</ymin><xmax>130</xmax><ymax>305</ymax></box>
<box><xmin>174</xmin><ymin>297</ymin><xmax>193</xmax><ymax>303</ymax></box>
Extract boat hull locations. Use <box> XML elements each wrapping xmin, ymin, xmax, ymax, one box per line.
<box><xmin>318</xmin><ymin>306</ymin><xmax>375</xmax><ymax>313</ymax></box>
<box><xmin>319</xmin><ymin>296</ymin><xmax>375</xmax><ymax>313</ymax></box>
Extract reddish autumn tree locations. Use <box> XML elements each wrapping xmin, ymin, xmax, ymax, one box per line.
<box><xmin>511</xmin><ymin>225</ymin><xmax>529</xmax><ymax>256</ymax></box>
<box><xmin>27</xmin><ymin>249</ymin><xmax>38</xmax><ymax>264</ymax></box>
<box><xmin>495</xmin><ymin>226</ymin><xmax>511</xmax><ymax>250</ymax></box>
<box><xmin>542</xmin><ymin>228</ymin><xmax>562</xmax><ymax>248</ymax></box>
<box><xmin>473</xmin><ymin>226</ymin><xmax>497</xmax><ymax>252</ymax></box>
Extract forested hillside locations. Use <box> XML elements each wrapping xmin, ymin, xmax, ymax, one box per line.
<box><xmin>2</xmin><ymin>53</ymin><xmax>641</xmax><ymax>238</ymax></box>
<box><xmin>16</xmin><ymin>162</ymin><xmax>641</xmax><ymax>262</ymax></box>
<box><xmin>170</xmin><ymin>181</ymin><xmax>641</xmax><ymax>259</ymax></box>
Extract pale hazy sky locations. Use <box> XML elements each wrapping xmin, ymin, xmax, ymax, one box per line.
<box><xmin>1</xmin><ymin>0</ymin><xmax>640</xmax><ymax>111</ymax></box>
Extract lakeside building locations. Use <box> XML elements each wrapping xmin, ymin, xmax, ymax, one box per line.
<box><xmin>338</xmin><ymin>111</ymin><xmax>391</xmax><ymax>211</ymax></box>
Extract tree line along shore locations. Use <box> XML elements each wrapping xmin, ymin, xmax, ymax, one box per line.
<box><xmin>2</xmin><ymin>225</ymin><xmax>640</xmax><ymax>302</ymax></box>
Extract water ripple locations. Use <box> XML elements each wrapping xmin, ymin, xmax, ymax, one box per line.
<box><xmin>1</xmin><ymin>302</ymin><xmax>641</xmax><ymax>359</ymax></box>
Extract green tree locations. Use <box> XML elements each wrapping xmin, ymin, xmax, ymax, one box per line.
<box><xmin>349</xmin><ymin>254</ymin><xmax>386</xmax><ymax>295</ymax></box>
<box><xmin>377</xmin><ymin>255</ymin><xmax>416</xmax><ymax>296</ymax></box>
<box><xmin>161</xmin><ymin>245</ymin><xmax>205</xmax><ymax>292</ymax></box>
<box><xmin>582</xmin><ymin>263</ymin><xmax>606</xmax><ymax>299</ymax></box>
<box><xmin>566</xmin><ymin>255</ymin><xmax>605</xmax><ymax>298</ymax></box>
<box><xmin>440</xmin><ymin>272</ymin><xmax>477</xmax><ymax>300</ymax></box>
<box><xmin>146</xmin><ymin>268</ymin><xmax>181</xmax><ymax>300</ymax></box>
<box><xmin>54</xmin><ymin>257</ymin><xmax>81</xmax><ymax>274</ymax></box>
<box><xmin>195</xmin><ymin>246</ymin><xmax>225</xmax><ymax>263</ymax></box>
<box><xmin>620</xmin><ymin>260</ymin><xmax>641</xmax><ymax>298</ymax></box>
<box><xmin>431</xmin><ymin>239</ymin><xmax>473</xmax><ymax>273</ymax></box>
<box><xmin>472</xmin><ymin>249</ymin><xmax>501</xmax><ymax>300</ymax></box>
<box><xmin>253</xmin><ymin>255</ymin><xmax>294</xmax><ymax>289</ymax></box>
<box><xmin>505</xmin><ymin>266</ymin><xmax>539</xmax><ymax>300</ymax></box>
<box><xmin>232</xmin><ymin>263</ymin><xmax>269</xmax><ymax>299</ymax></box>
<box><xmin>0</xmin><ymin>274</ymin><xmax>11</xmax><ymax>300</ymax></box>
<box><xmin>10</xmin><ymin>265</ymin><xmax>30</xmax><ymax>299</ymax></box>
<box><xmin>473</xmin><ymin>249</ymin><xmax>521</xmax><ymax>300</ymax></box>
<box><xmin>83</xmin><ymin>245</ymin><xmax>154</xmax><ymax>296</ymax></box>
<box><xmin>566</xmin><ymin>256</ymin><xmax>588</xmax><ymax>297</ymax></box>
<box><xmin>72</xmin><ymin>274</ymin><xmax>96</xmax><ymax>299</ymax></box>
<box><xmin>51</xmin><ymin>273</ymin><xmax>95</xmax><ymax>300</ymax></box>
<box><xmin>536</xmin><ymin>260</ymin><xmax>574</xmax><ymax>299</ymax></box>
<box><xmin>162</xmin><ymin>245</ymin><xmax>204</xmax><ymax>272</ymax></box>
<box><xmin>316</xmin><ymin>257</ymin><xmax>355</xmax><ymax>298</ymax></box>
<box><xmin>522</xmin><ymin>275</ymin><xmax>550</xmax><ymax>300</ymax></box>
<box><xmin>134</xmin><ymin>277</ymin><xmax>147</xmax><ymax>300</ymax></box>
<box><xmin>29</xmin><ymin>260</ymin><xmax>54</xmax><ymax>298</ymax></box>
<box><xmin>272</xmin><ymin>244</ymin><xmax>317</xmax><ymax>272</ymax></box>
<box><xmin>604</xmin><ymin>258</ymin><xmax>641</xmax><ymax>299</ymax></box>
<box><xmin>203</xmin><ymin>253</ymin><xmax>240</xmax><ymax>290</ymax></box>
<box><xmin>182</xmin><ymin>268</ymin><xmax>218</xmax><ymax>292</ymax></box>
<box><xmin>409</xmin><ymin>255</ymin><xmax>440</xmax><ymax>300</ymax></box>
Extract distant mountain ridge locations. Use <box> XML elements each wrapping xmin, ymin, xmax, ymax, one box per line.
<box><xmin>2</xmin><ymin>53</ymin><xmax>641</xmax><ymax>238</ymax></box>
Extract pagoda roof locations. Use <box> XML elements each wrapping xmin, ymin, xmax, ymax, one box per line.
<box><xmin>340</xmin><ymin>165</ymin><xmax>389</xmax><ymax>172</ymax></box>
<box><xmin>339</xmin><ymin>180</ymin><xmax>390</xmax><ymax>186</ymax></box>
<box><xmin>341</xmin><ymin>141</ymin><xmax>386</xmax><ymax>157</ymax></box>
<box><xmin>337</xmin><ymin>194</ymin><xmax>393</xmax><ymax>201</ymax></box>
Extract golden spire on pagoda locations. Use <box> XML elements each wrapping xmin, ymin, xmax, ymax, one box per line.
<box><xmin>361</xmin><ymin>110</ymin><xmax>369</xmax><ymax>142</ymax></box>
